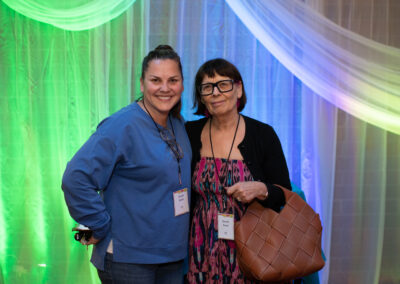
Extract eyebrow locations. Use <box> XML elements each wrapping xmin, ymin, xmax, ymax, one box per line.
<box><xmin>148</xmin><ymin>75</ymin><xmax>181</xmax><ymax>79</ymax></box>
<box><xmin>202</xmin><ymin>77</ymin><xmax>230</xmax><ymax>82</ymax></box>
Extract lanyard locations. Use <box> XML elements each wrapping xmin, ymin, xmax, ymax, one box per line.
<box><xmin>209</xmin><ymin>114</ymin><xmax>241</xmax><ymax>187</ymax></box>
<box><xmin>142</xmin><ymin>100</ymin><xmax>183</xmax><ymax>185</ymax></box>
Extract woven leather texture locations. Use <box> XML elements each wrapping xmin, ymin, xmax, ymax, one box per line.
<box><xmin>235</xmin><ymin>185</ymin><xmax>325</xmax><ymax>282</ymax></box>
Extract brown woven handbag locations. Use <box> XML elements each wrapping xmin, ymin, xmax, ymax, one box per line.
<box><xmin>234</xmin><ymin>185</ymin><xmax>325</xmax><ymax>282</ymax></box>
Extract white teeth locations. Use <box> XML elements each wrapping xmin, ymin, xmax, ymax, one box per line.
<box><xmin>158</xmin><ymin>96</ymin><xmax>172</xmax><ymax>101</ymax></box>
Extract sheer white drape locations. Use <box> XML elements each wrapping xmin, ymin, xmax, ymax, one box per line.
<box><xmin>2</xmin><ymin>0</ymin><xmax>136</xmax><ymax>30</ymax></box>
<box><xmin>224</xmin><ymin>1</ymin><xmax>400</xmax><ymax>283</ymax></box>
<box><xmin>314</xmin><ymin>1</ymin><xmax>400</xmax><ymax>283</ymax></box>
<box><xmin>225</xmin><ymin>0</ymin><xmax>400</xmax><ymax>135</ymax></box>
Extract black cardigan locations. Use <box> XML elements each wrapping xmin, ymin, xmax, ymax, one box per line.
<box><xmin>185</xmin><ymin>115</ymin><xmax>291</xmax><ymax>211</ymax></box>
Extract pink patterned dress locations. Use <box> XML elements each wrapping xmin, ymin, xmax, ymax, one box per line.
<box><xmin>187</xmin><ymin>157</ymin><xmax>259</xmax><ymax>284</ymax></box>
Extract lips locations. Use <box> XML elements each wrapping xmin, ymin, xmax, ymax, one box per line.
<box><xmin>211</xmin><ymin>101</ymin><xmax>224</xmax><ymax>107</ymax></box>
<box><xmin>157</xmin><ymin>95</ymin><xmax>174</xmax><ymax>101</ymax></box>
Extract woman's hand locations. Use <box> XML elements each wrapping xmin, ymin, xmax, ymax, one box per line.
<box><xmin>225</xmin><ymin>181</ymin><xmax>268</xmax><ymax>203</ymax></box>
<box><xmin>80</xmin><ymin>235</ymin><xmax>100</xmax><ymax>246</ymax></box>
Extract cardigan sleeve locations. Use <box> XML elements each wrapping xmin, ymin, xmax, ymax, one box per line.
<box><xmin>257</xmin><ymin>126</ymin><xmax>291</xmax><ymax>211</ymax></box>
<box><xmin>239</xmin><ymin>116</ymin><xmax>291</xmax><ymax>212</ymax></box>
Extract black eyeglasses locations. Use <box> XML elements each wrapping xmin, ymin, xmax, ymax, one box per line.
<box><xmin>159</xmin><ymin>128</ymin><xmax>184</xmax><ymax>160</ymax></box>
<box><xmin>198</xmin><ymin>79</ymin><xmax>235</xmax><ymax>96</ymax></box>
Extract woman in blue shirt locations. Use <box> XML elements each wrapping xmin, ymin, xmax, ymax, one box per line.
<box><xmin>62</xmin><ymin>45</ymin><xmax>192</xmax><ymax>284</ymax></box>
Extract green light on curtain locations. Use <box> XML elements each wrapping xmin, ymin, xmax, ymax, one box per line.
<box><xmin>0</xmin><ymin>0</ymin><xmax>146</xmax><ymax>282</ymax></box>
<box><xmin>2</xmin><ymin>0</ymin><xmax>136</xmax><ymax>31</ymax></box>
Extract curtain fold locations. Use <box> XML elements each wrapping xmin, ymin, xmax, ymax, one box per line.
<box><xmin>314</xmin><ymin>1</ymin><xmax>400</xmax><ymax>283</ymax></box>
<box><xmin>225</xmin><ymin>0</ymin><xmax>400</xmax><ymax>135</ymax></box>
<box><xmin>224</xmin><ymin>0</ymin><xmax>400</xmax><ymax>283</ymax></box>
<box><xmin>2</xmin><ymin>0</ymin><xmax>136</xmax><ymax>31</ymax></box>
<box><xmin>300</xmin><ymin>87</ymin><xmax>337</xmax><ymax>283</ymax></box>
<box><xmin>0</xmin><ymin>1</ymin><xmax>146</xmax><ymax>282</ymax></box>
<box><xmin>1</xmin><ymin>0</ymin><xmax>399</xmax><ymax>283</ymax></box>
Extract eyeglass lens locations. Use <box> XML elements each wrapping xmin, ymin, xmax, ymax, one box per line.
<box><xmin>199</xmin><ymin>80</ymin><xmax>234</xmax><ymax>96</ymax></box>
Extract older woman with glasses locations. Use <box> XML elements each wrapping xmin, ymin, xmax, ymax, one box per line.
<box><xmin>185</xmin><ymin>58</ymin><xmax>291</xmax><ymax>283</ymax></box>
<box><xmin>62</xmin><ymin>45</ymin><xmax>192</xmax><ymax>284</ymax></box>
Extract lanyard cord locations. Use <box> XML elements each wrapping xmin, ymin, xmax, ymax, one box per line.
<box><xmin>209</xmin><ymin>114</ymin><xmax>241</xmax><ymax>211</ymax></box>
<box><xmin>142</xmin><ymin>100</ymin><xmax>182</xmax><ymax>185</ymax></box>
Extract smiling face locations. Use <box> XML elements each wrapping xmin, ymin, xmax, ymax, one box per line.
<box><xmin>140</xmin><ymin>59</ymin><xmax>184</xmax><ymax>122</ymax></box>
<box><xmin>201</xmin><ymin>73</ymin><xmax>242</xmax><ymax>118</ymax></box>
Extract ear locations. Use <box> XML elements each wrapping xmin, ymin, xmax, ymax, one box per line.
<box><xmin>140</xmin><ymin>78</ymin><xmax>144</xmax><ymax>93</ymax></box>
<box><xmin>236</xmin><ymin>81</ymin><xmax>243</xmax><ymax>99</ymax></box>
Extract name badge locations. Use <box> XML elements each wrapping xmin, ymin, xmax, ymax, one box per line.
<box><xmin>218</xmin><ymin>213</ymin><xmax>234</xmax><ymax>240</ymax></box>
<box><xmin>173</xmin><ymin>188</ymin><xmax>189</xmax><ymax>216</ymax></box>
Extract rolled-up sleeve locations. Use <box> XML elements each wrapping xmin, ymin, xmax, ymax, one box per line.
<box><xmin>62</xmin><ymin>133</ymin><xmax>119</xmax><ymax>240</ymax></box>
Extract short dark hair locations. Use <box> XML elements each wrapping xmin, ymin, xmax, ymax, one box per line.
<box><xmin>141</xmin><ymin>45</ymin><xmax>183</xmax><ymax>118</ymax></box>
<box><xmin>193</xmin><ymin>58</ymin><xmax>247</xmax><ymax>116</ymax></box>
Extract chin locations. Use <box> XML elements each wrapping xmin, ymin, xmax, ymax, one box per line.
<box><xmin>209</xmin><ymin>109</ymin><xmax>225</xmax><ymax>117</ymax></box>
<box><xmin>162</xmin><ymin>102</ymin><xmax>179</xmax><ymax>113</ymax></box>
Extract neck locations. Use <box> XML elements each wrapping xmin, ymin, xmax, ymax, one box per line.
<box><xmin>210</xmin><ymin>111</ymin><xmax>240</xmax><ymax>131</ymax></box>
<box><xmin>139</xmin><ymin>100</ymin><xmax>168</xmax><ymax>127</ymax></box>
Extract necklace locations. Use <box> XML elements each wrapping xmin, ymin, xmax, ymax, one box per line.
<box><xmin>141</xmin><ymin>99</ymin><xmax>183</xmax><ymax>184</ymax></box>
<box><xmin>209</xmin><ymin>114</ymin><xmax>241</xmax><ymax>187</ymax></box>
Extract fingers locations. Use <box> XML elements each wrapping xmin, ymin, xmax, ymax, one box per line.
<box><xmin>87</xmin><ymin>236</ymin><xmax>100</xmax><ymax>245</ymax></box>
<box><xmin>80</xmin><ymin>236</ymin><xmax>99</xmax><ymax>246</ymax></box>
<box><xmin>225</xmin><ymin>182</ymin><xmax>259</xmax><ymax>203</ymax></box>
<box><xmin>225</xmin><ymin>183</ymin><xmax>238</xmax><ymax>196</ymax></box>
<box><xmin>226</xmin><ymin>185</ymin><xmax>245</xmax><ymax>203</ymax></box>
<box><xmin>225</xmin><ymin>184</ymin><xmax>243</xmax><ymax>201</ymax></box>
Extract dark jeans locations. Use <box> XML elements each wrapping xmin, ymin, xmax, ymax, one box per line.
<box><xmin>98</xmin><ymin>253</ymin><xmax>184</xmax><ymax>284</ymax></box>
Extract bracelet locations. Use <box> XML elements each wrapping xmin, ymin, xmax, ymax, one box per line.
<box><xmin>257</xmin><ymin>184</ymin><xmax>268</xmax><ymax>200</ymax></box>
<box><xmin>263</xmin><ymin>186</ymin><xmax>269</xmax><ymax>199</ymax></box>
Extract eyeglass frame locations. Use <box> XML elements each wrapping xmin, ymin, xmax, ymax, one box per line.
<box><xmin>197</xmin><ymin>79</ymin><xmax>237</xmax><ymax>96</ymax></box>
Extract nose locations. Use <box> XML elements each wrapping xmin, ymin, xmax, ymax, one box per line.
<box><xmin>160</xmin><ymin>82</ymin><xmax>169</xmax><ymax>92</ymax></box>
<box><xmin>211</xmin><ymin>85</ymin><xmax>221</xmax><ymax>96</ymax></box>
